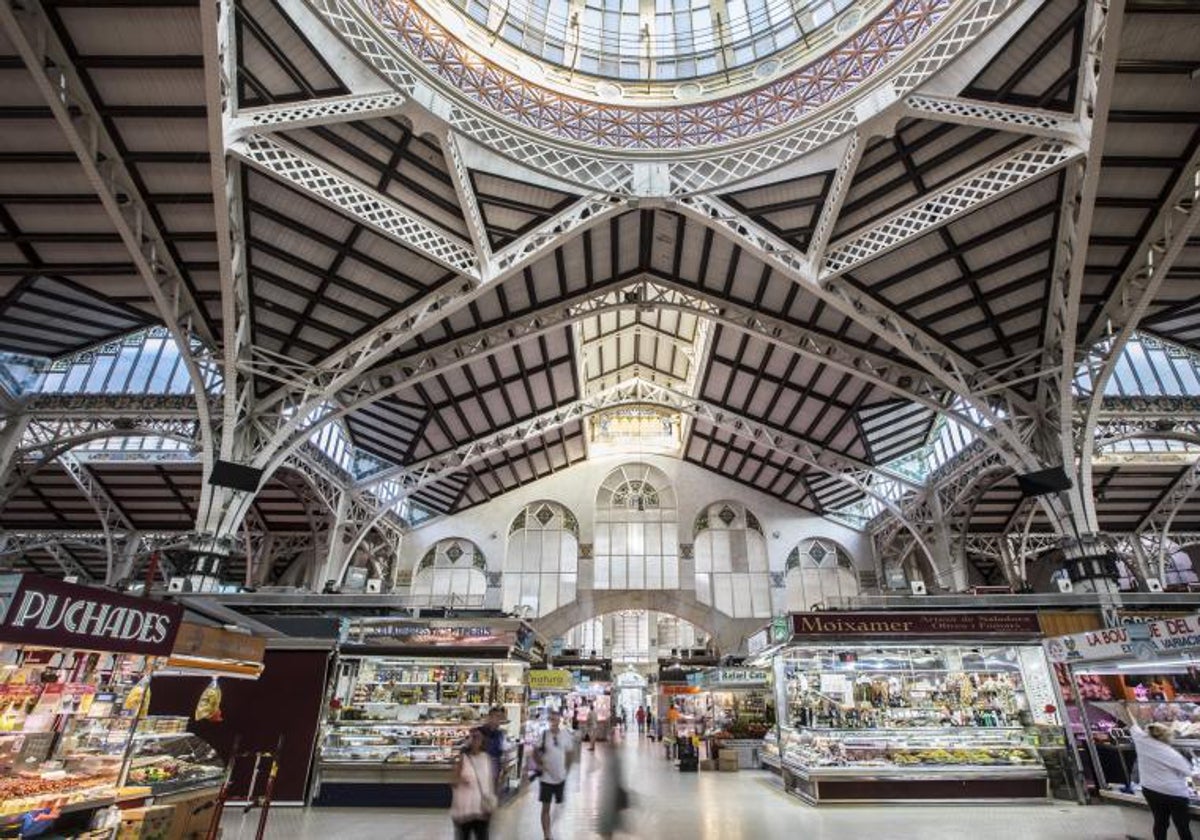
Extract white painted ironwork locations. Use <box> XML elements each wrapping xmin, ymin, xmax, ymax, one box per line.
<box><xmin>823</xmin><ymin>139</ymin><xmax>1082</xmax><ymax>275</ymax></box>
<box><xmin>902</xmin><ymin>95</ymin><xmax>1084</xmax><ymax>142</ymax></box>
<box><xmin>1076</xmin><ymin>136</ymin><xmax>1200</xmax><ymax>531</ymax></box>
<box><xmin>232</xmin><ymin>133</ymin><xmax>480</xmax><ymax>276</ymax></box>
<box><xmin>806</xmin><ymin>133</ymin><xmax>862</xmax><ymax>267</ymax></box>
<box><xmin>230</xmin><ymin>92</ymin><xmax>408</xmax><ymax>137</ymax></box>
<box><xmin>0</xmin><ymin>0</ymin><xmax>217</xmax><ymax>459</ymax></box>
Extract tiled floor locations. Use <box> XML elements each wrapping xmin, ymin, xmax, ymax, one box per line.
<box><xmin>223</xmin><ymin>735</ymin><xmax>1152</xmax><ymax>839</ymax></box>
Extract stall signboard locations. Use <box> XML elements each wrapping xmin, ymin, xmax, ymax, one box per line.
<box><xmin>791</xmin><ymin>611</ymin><xmax>1041</xmax><ymax>638</ymax></box>
<box><xmin>172</xmin><ymin>622</ymin><xmax>266</xmax><ymax>664</ymax></box>
<box><xmin>703</xmin><ymin>668</ymin><xmax>769</xmax><ymax>688</ymax></box>
<box><xmin>348</xmin><ymin>620</ymin><xmax>517</xmax><ymax>648</ymax></box>
<box><xmin>528</xmin><ymin>669</ymin><xmax>574</xmax><ymax>691</ymax></box>
<box><xmin>1045</xmin><ymin>616</ymin><xmax>1200</xmax><ymax>663</ymax></box>
<box><xmin>1044</xmin><ymin>625</ymin><xmax>1146</xmax><ymax>663</ymax></box>
<box><xmin>1147</xmin><ymin>613</ymin><xmax>1200</xmax><ymax>653</ymax></box>
<box><xmin>0</xmin><ymin>573</ymin><xmax>183</xmax><ymax>656</ymax></box>
<box><xmin>662</xmin><ymin>685</ymin><xmax>701</xmax><ymax>695</ymax></box>
<box><xmin>747</xmin><ymin>628</ymin><xmax>770</xmax><ymax>656</ymax></box>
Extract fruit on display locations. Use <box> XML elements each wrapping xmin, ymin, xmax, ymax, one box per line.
<box><xmin>0</xmin><ymin>773</ymin><xmax>117</xmax><ymax>816</ymax></box>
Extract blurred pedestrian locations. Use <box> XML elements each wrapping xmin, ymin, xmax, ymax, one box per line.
<box><xmin>587</xmin><ymin>704</ymin><xmax>598</xmax><ymax>751</ymax></box>
<box><xmin>534</xmin><ymin>709</ymin><xmax>575</xmax><ymax>840</ymax></box>
<box><xmin>598</xmin><ymin>741</ymin><xmax>631</xmax><ymax>839</ymax></box>
<box><xmin>635</xmin><ymin>705</ymin><xmax>645</xmax><ymax>735</ymax></box>
<box><xmin>450</xmin><ymin>728</ymin><xmax>497</xmax><ymax>840</ymax></box>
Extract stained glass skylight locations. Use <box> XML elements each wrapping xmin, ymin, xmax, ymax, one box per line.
<box><xmin>441</xmin><ymin>0</ymin><xmax>863</xmax><ymax>80</ymax></box>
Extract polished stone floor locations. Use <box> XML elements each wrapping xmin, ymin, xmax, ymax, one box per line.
<box><xmin>222</xmin><ymin>734</ymin><xmax>1154</xmax><ymax>839</ymax></box>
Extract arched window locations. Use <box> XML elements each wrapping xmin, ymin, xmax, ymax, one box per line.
<box><xmin>694</xmin><ymin>501</ymin><xmax>771</xmax><ymax>617</ymax></box>
<box><xmin>503</xmin><ymin>501</ymin><xmax>580</xmax><ymax>616</ymax></box>
<box><xmin>594</xmin><ymin>463</ymin><xmax>679</xmax><ymax>589</ymax></box>
<box><xmin>786</xmin><ymin>538</ymin><xmax>858</xmax><ymax>611</ymax></box>
<box><xmin>412</xmin><ymin>539</ymin><xmax>487</xmax><ymax>606</ymax></box>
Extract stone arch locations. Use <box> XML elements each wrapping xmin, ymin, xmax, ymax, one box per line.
<box><xmin>533</xmin><ymin>588</ymin><xmax>761</xmax><ymax>655</ymax></box>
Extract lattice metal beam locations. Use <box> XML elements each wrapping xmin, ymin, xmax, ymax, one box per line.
<box><xmin>229</xmin><ymin>92</ymin><xmax>408</xmax><ymax>137</ymax></box>
<box><xmin>1076</xmin><ymin>140</ymin><xmax>1200</xmax><ymax>531</ymax></box>
<box><xmin>674</xmin><ymin>187</ymin><xmax>1050</xmax><ymax>484</ymax></box>
<box><xmin>902</xmin><ymin>95</ymin><xmax>1085</xmax><ymax>143</ymax></box>
<box><xmin>821</xmin><ymin>138</ymin><xmax>1082</xmax><ymax>275</ymax></box>
<box><xmin>1042</xmin><ymin>0</ymin><xmax>1127</xmax><ymax>532</ymax></box>
<box><xmin>231</xmin><ymin>132</ymin><xmax>479</xmax><ymax>276</ymax></box>
<box><xmin>806</xmin><ymin>133</ymin><xmax>863</xmax><ymax>267</ymax></box>
<box><xmin>0</xmin><ymin>2</ymin><xmax>218</xmax><ymax>423</ymax></box>
<box><xmin>1135</xmin><ymin>460</ymin><xmax>1200</xmax><ymax>581</ymax></box>
<box><xmin>341</xmin><ymin>377</ymin><xmax>932</xmax><ymax>570</ymax></box>
<box><xmin>57</xmin><ymin>451</ymin><xmax>135</xmax><ymax>582</ymax></box>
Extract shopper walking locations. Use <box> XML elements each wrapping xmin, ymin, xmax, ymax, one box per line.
<box><xmin>598</xmin><ymin>741</ymin><xmax>631</xmax><ymax>839</ymax></box>
<box><xmin>450</xmin><ymin>729</ymin><xmax>497</xmax><ymax>840</ymax></box>
<box><xmin>587</xmin><ymin>704</ymin><xmax>598</xmax><ymax>751</ymax></box>
<box><xmin>1126</xmin><ymin>711</ymin><xmax>1198</xmax><ymax>840</ymax></box>
<box><xmin>479</xmin><ymin>706</ymin><xmax>507</xmax><ymax>786</ymax></box>
<box><xmin>534</xmin><ymin>709</ymin><xmax>575</xmax><ymax>840</ymax></box>
<box><xmin>635</xmin><ymin>705</ymin><xmax>645</xmax><ymax>736</ymax></box>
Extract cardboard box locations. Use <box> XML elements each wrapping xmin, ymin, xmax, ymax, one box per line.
<box><xmin>165</xmin><ymin>789</ymin><xmax>221</xmax><ymax>839</ymax></box>
<box><xmin>719</xmin><ymin>754</ymin><xmax>739</xmax><ymax>772</ymax></box>
<box><xmin>699</xmin><ymin>759</ymin><xmax>716</xmax><ymax>771</ymax></box>
<box><xmin>118</xmin><ymin>805</ymin><xmax>175</xmax><ymax>840</ymax></box>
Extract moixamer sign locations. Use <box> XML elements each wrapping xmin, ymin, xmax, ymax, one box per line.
<box><xmin>0</xmin><ymin>574</ymin><xmax>183</xmax><ymax>657</ymax></box>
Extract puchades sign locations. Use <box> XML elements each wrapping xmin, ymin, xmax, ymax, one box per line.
<box><xmin>0</xmin><ymin>573</ymin><xmax>184</xmax><ymax>657</ymax></box>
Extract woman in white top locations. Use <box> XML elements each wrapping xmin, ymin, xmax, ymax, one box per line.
<box><xmin>450</xmin><ymin>729</ymin><xmax>497</xmax><ymax>840</ymax></box>
<box><xmin>1128</xmin><ymin>715</ymin><xmax>1197</xmax><ymax>840</ymax></box>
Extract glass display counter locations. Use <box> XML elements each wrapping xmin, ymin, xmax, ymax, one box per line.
<box><xmin>772</xmin><ymin>644</ymin><xmax>1054</xmax><ymax>803</ymax></box>
<box><xmin>126</xmin><ymin>717</ymin><xmax>225</xmax><ymax>796</ymax></box>
<box><xmin>315</xmin><ymin>656</ymin><xmax>526</xmax><ymax>807</ymax></box>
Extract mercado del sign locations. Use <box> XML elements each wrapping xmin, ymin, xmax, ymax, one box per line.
<box><xmin>0</xmin><ymin>574</ymin><xmax>184</xmax><ymax>656</ymax></box>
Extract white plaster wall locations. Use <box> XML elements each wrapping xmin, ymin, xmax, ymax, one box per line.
<box><xmin>401</xmin><ymin>453</ymin><xmax>871</xmax><ymax>576</ymax></box>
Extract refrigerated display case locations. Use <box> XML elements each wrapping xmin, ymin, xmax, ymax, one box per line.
<box><xmin>314</xmin><ymin>653</ymin><xmax>530</xmax><ymax>807</ymax></box>
<box><xmin>764</xmin><ymin>634</ymin><xmax>1058</xmax><ymax>803</ymax></box>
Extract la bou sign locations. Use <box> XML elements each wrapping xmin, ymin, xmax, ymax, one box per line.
<box><xmin>0</xmin><ymin>574</ymin><xmax>183</xmax><ymax>657</ymax></box>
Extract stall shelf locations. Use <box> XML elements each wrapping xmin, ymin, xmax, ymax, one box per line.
<box><xmin>1045</xmin><ymin>613</ymin><xmax>1200</xmax><ymax>818</ymax></box>
<box><xmin>696</xmin><ymin>668</ymin><xmax>774</xmax><ymax>769</ymax></box>
<box><xmin>756</xmin><ymin>611</ymin><xmax>1062</xmax><ymax>804</ymax></box>
<box><xmin>314</xmin><ymin>618</ymin><xmax>540</xmax><ymax>808</ymax></box>
<box><xmin>0</xmin><ymin>573</ymin><xmax>185</xmax><ymax>837</ymax></box>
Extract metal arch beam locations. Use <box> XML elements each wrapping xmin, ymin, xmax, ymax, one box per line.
<box><xmin>230</xmin><ymin>133</ymin><xmax>479</xmax><ymax>277</ymax></box>
<box><xmin>0</xmin><ymin>2</ymin><xmax>218</xmax><ymax>441</ymax></box>
<box><xmin>248</xmin><ymin>192</ymin><xmax>627</xmax><ymax>417</ymax></box>
<box><xmin>56</xmin><ymin>451</ymin><xmax>135</xmax><ymax>583</ymax></box>
<box><xmin>901</xmin><ymin>95</ymin><xmax>1086</xmax><ymax>144</ymax></box>
<box><xmin>339</xmin><ymin>377</ymin><xmax>934</xmax><ymax>574</ymax></box>
<box><xmin>1076</xmin><ymin>141</ymin><xmax>1200</xmax><ymax>531</ymax></box>
<box><xmin>342</xmin><ymin>275</ymin><xmax>994</xmax><ymax>473</ymax></box>
<box><xmin>674</xmin><ymin>147</ymin><xmax>1068</xmax><ymax>473</ymax></box>
<box><xmin>1043</xmin><ymin>0</ymin><xmax>1127</xmax><ymax>530</ymax></box>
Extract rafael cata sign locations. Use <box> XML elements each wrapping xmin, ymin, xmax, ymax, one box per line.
<box><xmin>791</xmin><ymin>611</ymin><xmax>1041</xmax><ymax>638</ymax></box>
<box><xmin>0</xmin><ymin>574</ymin><xmax>183</xmax><ymax>657</ymax></box>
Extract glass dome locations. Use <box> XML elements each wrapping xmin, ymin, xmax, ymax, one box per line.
<box><xmin>445</xmin><ymin>0</ymin><xmax>862</xmax><ymax>81</ymax></box>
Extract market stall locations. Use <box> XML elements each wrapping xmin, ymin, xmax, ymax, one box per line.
<box><xmin>1045</xmin><ymin>612</ymin><xmax>1200</xmax><ymax>817</ymax></box>
<box><xmin>757</xmin><ymin>611</ymin><xmax>1063</xmax><ymax>804</ymax></box>
<box><xmin>313</xmin><ymin>618</ymin><xmax>539</xmax><ymax>807</ymax></box>
<box><xmin>137</xmin><ymin>622</ymin><xmax>267</xmax><ymax>838</ymax></box>
<box><xmin>696</xmin><ymin>667</ymin><xmax>774</xmax><ymax>769</ymax></box>
<box><xmin>0</xmin><ymin>573</ymin><xmax>184</xmax><ymax>837</ymax></box>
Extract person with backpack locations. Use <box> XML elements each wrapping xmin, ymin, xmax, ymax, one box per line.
<box><xmin>532</xmin><ymin>709</ymin><xmax>575</xmax><ymax>840</ymax></box>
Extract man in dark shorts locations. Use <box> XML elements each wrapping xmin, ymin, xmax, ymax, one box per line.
<box><xmin>534</xmin><ymin>709</ymin><xmax>574</xmax><ymax>840</ymax></box>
